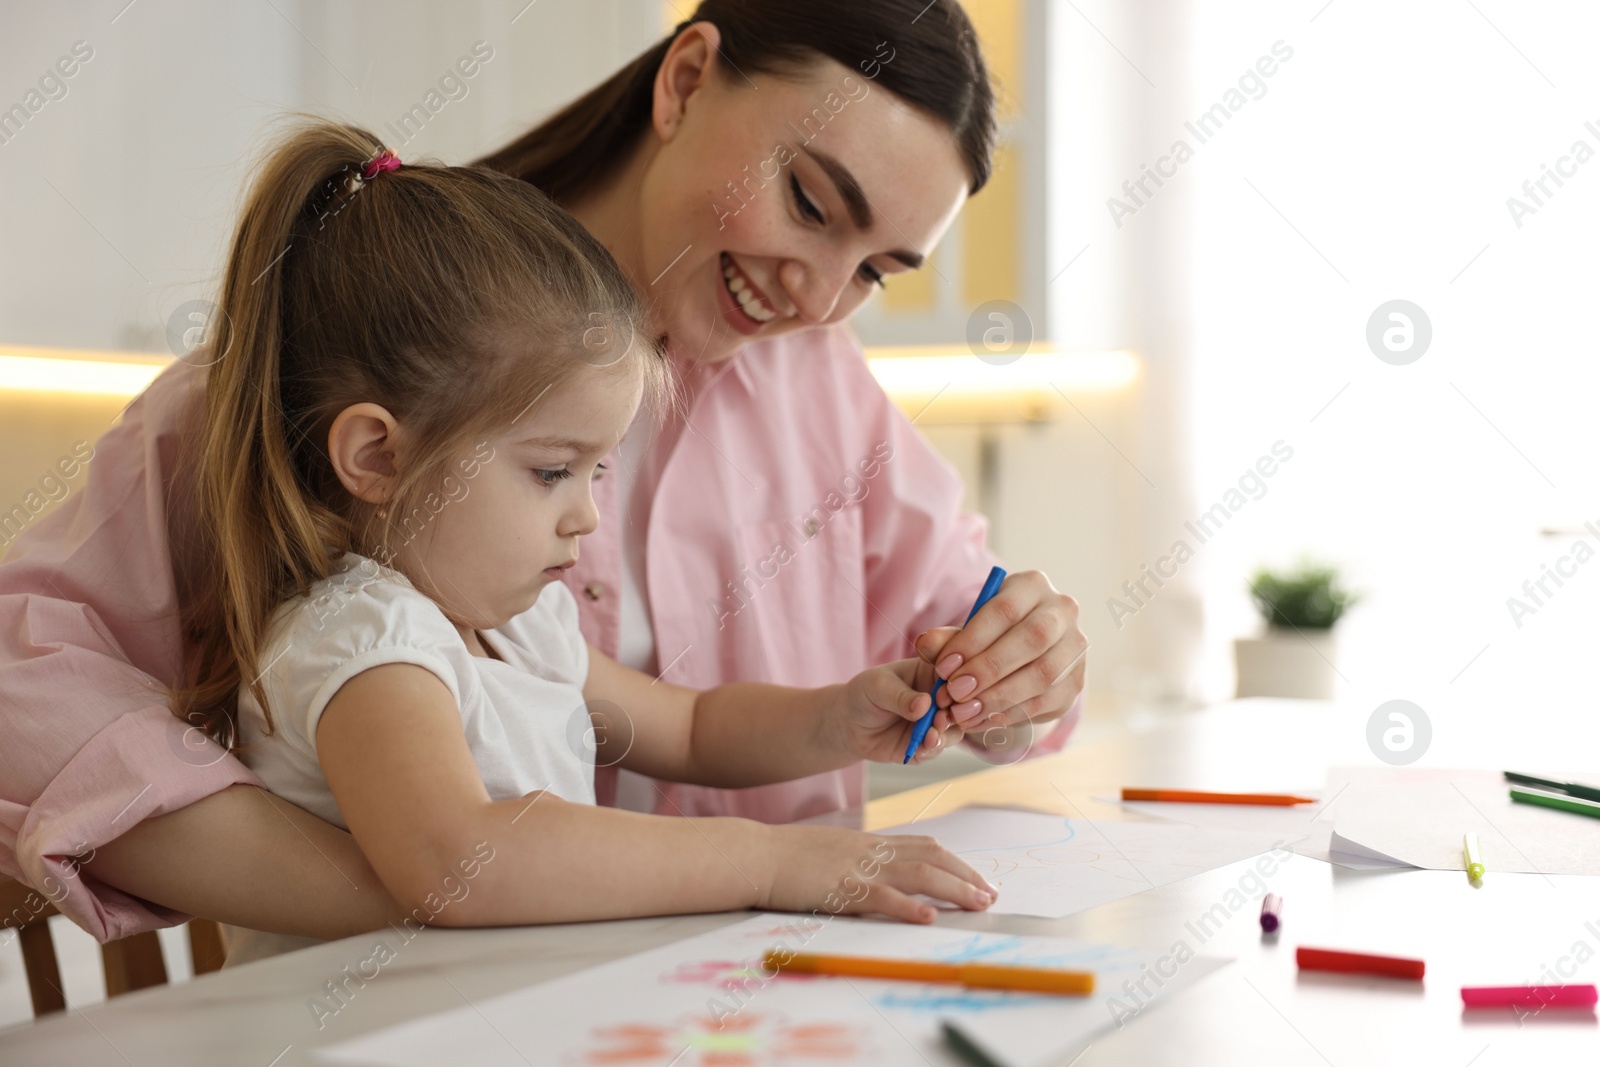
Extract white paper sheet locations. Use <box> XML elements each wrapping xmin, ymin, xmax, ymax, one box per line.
<box><xmin>1326</xmin><ymin>829</ymin><xmax>1413</xmax><ymax>866</ymax></box>
<box><xmin>314</xmin><ymin>915</ymin><xmax>1229</xmax><ymax>1067</ymax></box>
<box><xmin>877</xmin><ymin>806</ymin><xmax>1296</xmax><ymax>918</ymax></box>
<box><xmin>1101</xmin><ymin>794</ymin><xmax>1398</xmax><ymax>869</ymax></box>
<box><xmin>1107</xmin><ymin>793</ymin><xmax>1328</xmax><ymax>836</ymax></box>
<box><xmin>1324</xmin><ymin>767</ymin><xmax>1600</xmax><ymax>876</ymax></box>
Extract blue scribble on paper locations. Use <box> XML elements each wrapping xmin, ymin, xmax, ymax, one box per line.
<box><xmin>930</xmin><ymin>932</ymin><xmax>1141</xmax><ymax>971</ymax></box>
<box><xmin>950</xmin><ymin>818</ymin><xmax>1079</xmax><ymax>858</ymax></box>
<box><xmin>876</xmin><ymin>989</ymin><xmax>1049</xmax><ymax>1014</ymax></box>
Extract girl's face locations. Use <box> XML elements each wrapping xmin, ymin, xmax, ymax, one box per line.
<box><xmin>391</xmin><ymin>367</ymin><xmax>643</xmax><ymax>638</ymax></box>
<box><xmin>604</xmin><ymin>35</ymin><xmax>971</xmax><ymax>365</ymax></box>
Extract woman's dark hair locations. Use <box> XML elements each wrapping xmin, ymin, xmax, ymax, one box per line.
<box><xmin>475</xmin><ymin>0</ymin><xmax>996</xmax><ymax>200</ymax></box>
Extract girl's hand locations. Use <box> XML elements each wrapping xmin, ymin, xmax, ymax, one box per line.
<box><xmin>913</xmin><ymin>570</ymin><xmax>1088</xmax><ymax>751</ymax></box>
<box><xmin>758</xmin><ymin>825</ymin><xmax>996</xmax><ymax>923</ymax></box>
<box><xmin>833</xmin><ymin>659</ymin><xmax>966</xmax><ymax>764</ymax></box>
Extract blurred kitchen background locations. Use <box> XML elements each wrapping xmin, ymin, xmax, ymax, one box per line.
<box><xmin>4</xmin><ymin>0</ymin><xmax>1599</xmax><ymax>1021</ymax></box>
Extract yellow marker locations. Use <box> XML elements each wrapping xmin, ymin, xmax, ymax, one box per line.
<box><xmin>1463</xmin><ymin>832</ymin><xmax>1485</xmax><ymax>881</ymax></box>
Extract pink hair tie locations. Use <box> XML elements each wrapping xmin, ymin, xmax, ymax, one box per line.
<box><xmin>361</xmin><ymin>149</ymin><xmax>402</xmax><ymax>180</ymax></box>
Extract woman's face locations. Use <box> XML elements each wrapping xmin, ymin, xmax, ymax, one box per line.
<box><xmin>629</xmin><ymin>33</ymin><xmax>971</xmax><ymax>364</ymax></box>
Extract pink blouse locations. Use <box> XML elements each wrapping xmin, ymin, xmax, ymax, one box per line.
<box><xmin>0</xmin><ymin>323</ymin><xmax>1076</xmax><ymax>941</ymax></box>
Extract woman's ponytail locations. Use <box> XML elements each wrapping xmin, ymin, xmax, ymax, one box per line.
<box><xmin>476</xmin><ymin>1</ymin><xmax>996</xmax><ymax>197</ymax></box>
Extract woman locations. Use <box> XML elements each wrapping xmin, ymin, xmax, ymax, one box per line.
<box><xmin>0</xmin><ymin>0</ymin><xmax>1086</xmax><ymax>944</ymax></box>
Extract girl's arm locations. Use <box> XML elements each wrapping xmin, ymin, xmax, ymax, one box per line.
<box><xmin>583</xmin><ymin>644</ymin><xmax>962</xmax><ymax>788</ymax></box>
<box><xmin>316</xmin><ymin>663</ymin><xmax>994</xmax><ymax>926</ymax></box>
<box><xmin>89</xmin><ymin>785</ymin><xmax>403</xmax><ymax>940</ymax></box>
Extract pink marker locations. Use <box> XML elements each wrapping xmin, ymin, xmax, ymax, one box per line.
<box><xmin>1460</xmin><ymin>985</ymin><xmax>1597</xmax><ymax>1010</ymax></box>
<box><xmin>1259</xmin><ymin>893</ymin><xmax>1282</xmax><ymax>933</ymax></box>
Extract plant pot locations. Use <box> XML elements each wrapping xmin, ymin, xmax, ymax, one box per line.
<box><xmin>1233</xmin><ymin>629</ymin><xmax>1338</xmax><ymax>699</ymax></box>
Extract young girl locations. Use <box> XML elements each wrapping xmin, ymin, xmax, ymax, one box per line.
<box><xmin>178</xmin><ymin>121</ymin><xmax>995</xmax><ymax>962</ymax></box>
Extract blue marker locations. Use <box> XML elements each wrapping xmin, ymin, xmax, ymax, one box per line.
<box><xmin>903</xmin><ymin>565</ymin><xmax>1007</xmax><ymax>764</ymax></box>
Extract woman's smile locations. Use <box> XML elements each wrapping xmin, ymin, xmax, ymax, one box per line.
<box><xmin>718</xmin><ymin>252</ymin><xmax>778</xmax><ymax>334</ymax></box>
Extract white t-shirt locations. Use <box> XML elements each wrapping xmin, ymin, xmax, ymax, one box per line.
<box><xmin>224</xmin><ymin>553</ymin><xmax>595</xmax><ymax>963</ymax></box>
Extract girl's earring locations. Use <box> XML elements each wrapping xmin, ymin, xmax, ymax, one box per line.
<box><xmin>372</xmin><ymin>506</ymin><xmax>393</xmax><ymax>566</ymax></box>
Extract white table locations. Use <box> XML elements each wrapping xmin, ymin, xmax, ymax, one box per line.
<box><xmin>2</xmin><ymin>700</ymin><xmax>1596</xmax><ymax>1065</ymax></box>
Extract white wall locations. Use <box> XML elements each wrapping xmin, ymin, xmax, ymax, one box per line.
<box><xmin>1178</xmin><ymin>0</ymin><xmax>1600</xmax><ymax>735</ymax></box>
<box><xmin>0</xmin><ymin>0</ymin><xmax>662</xmax><ymax>352</ymax></box>
<box><xmin>0</xmin><ymin>0</ymin><xmax>665</xmax><ymax>539</ymax></box>
<box><xmin>1031</xmin><ymin>0</ymin><xmax>1600</xmax><ymax>748</ymax></box>
<box><xmin>1027</xmin><ymin>0</ymin><xmax>1206</xmax><ymax>709</ymax></box>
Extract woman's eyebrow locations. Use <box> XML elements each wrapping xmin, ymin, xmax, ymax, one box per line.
<box><xmin>800</xmin><ymin>147</ymin><xmax>925</xmax><ymax>270</ymax></box>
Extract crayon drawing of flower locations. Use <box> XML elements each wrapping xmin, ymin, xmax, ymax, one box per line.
<box><xmin>659</xmin><ymin>958</ymin><xmax>819</xmax><ymax>990</ymax></box>
<box><xmin>660</xmin><ymin>959</ymin><xmax>759</xmax><ymax>988</ymax></box>
<box><xmin>570</xmin><ymin>1012</ymin><xmax>868</xmax><ymax>1065</ymax></box>
<box><xmin>745</xmin><ymin>921</ymin><xmax>818</xmax><ymax>940</ymax></box>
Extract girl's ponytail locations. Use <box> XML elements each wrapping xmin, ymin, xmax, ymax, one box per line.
<box><xmin>176</xmin><ymin>121</ymin><xmax>659</xmax><ymax>739</ymax></box>
<box><xmin>180</xmin><ymin>125</ymin><xmax>387</xmax><ymax>738</ymax></box>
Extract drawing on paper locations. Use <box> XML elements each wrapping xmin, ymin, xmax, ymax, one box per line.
<box><xmin>658</xmin><ymin>958</ymin><xmax>816</xmax><ymax>991</ymax></box>
<box><xmin>951</xmin><ymin>820</ymin><xmax>1163</xmax><ymax>888</ymax></box>
<box><xmin>722</xmin><ymin>918</ymin><xmax>830</xmax><ymax>946</ymax></box>
<box><xmin>569</xmin><ymin>1011</ymin><xmax>870</xmax><ymax>1065</ymax></box>
<box><xmin>874</xmin><ymin>989</ymin><xmax>1046</xmax><ymax>1013</ymax></box>
<box><xmin>866</xmin><ymin>932</ymin><xmax>1147</xmax><ymax>1014</ymax></box>
<box><xmin>878</xmin><ymin>808</ymin><xmax>1292</xmax><ymax>918</ymax></box>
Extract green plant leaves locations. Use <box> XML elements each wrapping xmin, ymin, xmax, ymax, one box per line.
<box><xmin>1248</xmin><ymin>561</ymin><xmax>1356</xmax><ymax>630</ymax></box>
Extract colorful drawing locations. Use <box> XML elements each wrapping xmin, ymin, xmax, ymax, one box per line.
<box><xmin>319</xmin><ymin>914</ymin><xmax>1232</xmax><ymax>1067</ymax></box>
<box><xmin>659</xmin><ymin>957</ymin><xmax>818</xmax><ymax>990</ymax></box>
<box><xmin>930</xmin><ymin>933</ymin><xmax>1140</xmax><ymax>970</ymax></box>
<box><xmin>660</xmin><ymin>959</ymin><xmax>764</xmax><ymax>990</ymax></box>
<box><xmin>569</xmin><ymin>1011</ymin><xmax>870</xmax><ymax>1065</ymax></box>
<box><xmin>862</xmin><ymin>932</ymin><xmax>1146</xmax><ymax>1014</ymax></box>
<box><xmin>726</xmin><ymin>921</ymin><xmax>825</xmax><ymax>940</ymax></box>
<box><xmin>874</xmin><ymin>989</ymin><xmax>1047</xmax><ymax>1014</ymax></box>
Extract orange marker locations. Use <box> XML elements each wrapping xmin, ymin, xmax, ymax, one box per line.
<box><xmin>1122</xmin><ymin>788</ymin><xmax>1316</xmax><ymax>807</ymax></box>
<box><xmin>1297</xmin><ymin>946</ymin><xmax>1425</xmax><ymax>981</ymax></box>
<box><xmin>762</xmin><ymin>950</ymin><xmax>1095</xmax><ymax>996</ymax></box>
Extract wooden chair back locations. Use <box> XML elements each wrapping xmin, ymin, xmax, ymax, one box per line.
<box><xmin>1</xmin><ymin>877</ymin><xmax>225</xmax><ymax>1018</ymax></box>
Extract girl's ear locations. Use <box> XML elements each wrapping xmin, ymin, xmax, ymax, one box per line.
<box><xmin>652</xmin><ymin>21</ymin><xmax>723</xmax><ymax>142</ymax></box>
<box><xmin>328</xmin><ymin>403</ymin><xmax>402</xmax><ymax>505</ymax></box>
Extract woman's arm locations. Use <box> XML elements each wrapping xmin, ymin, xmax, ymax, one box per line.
<box><xmin>316</xmin><ymin>663</ymin><xmax>994</xmax><ymax>925</ymax></box>
<box><xmin>0</xmin><ymin>361</ymin><xmax>395</xmax><ymax>940</ymax></box>
<box><xmin>88</xmin><ymin>785</ymin><xmax>402</xmax><ymax>940</ymax></box>
<box><xmin>583</xmin><ymin>644</ymin><xmax>952</xmax><ymax>788</ymax></box>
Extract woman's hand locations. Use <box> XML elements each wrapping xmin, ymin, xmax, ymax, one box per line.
<box><xmin>758</xmin><ymin>825</ymin><xmax>996</xmax><ymax>924</ymax></box>
<box><xmin>831</xmin><ymin>658</ymin><xmax>968</xmax><ymax>765</ymax></box>
<box><xmin>913</xmin><ymin>570</ymin><xmax>1088</xmax><ymax>754</ymax></box>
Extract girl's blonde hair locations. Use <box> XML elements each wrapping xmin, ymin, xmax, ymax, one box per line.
<box><xmin>177</xmin><ymin>119</ymin><xmax>661</xmax><ymax>739</ymax></box>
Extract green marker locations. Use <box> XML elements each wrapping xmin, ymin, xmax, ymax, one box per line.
<box><xmin>1510</xmin><ymin>787</ymin><xmax>1600</xmax><ymax>821</ymax></box>
<box><xmin>1503</xmin><ymin>770</ymin><xmax>1600</xmax><ymax>803</ymax></box>
<box><xmin>1463</xmin><ymin>832</ymin><xmax>1484</xmax><ymax>881</ymax></box>
<box><xmin>941</xmin><ymin>1021</ymin><xmax>1006</xmax><ymax>1067</ymax></box>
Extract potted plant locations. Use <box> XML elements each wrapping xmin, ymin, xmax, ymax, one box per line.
<box><xmin>1234</xmin><ymin>560</ymin><xmax>1357</xmax><ymax>699</ymax></box>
